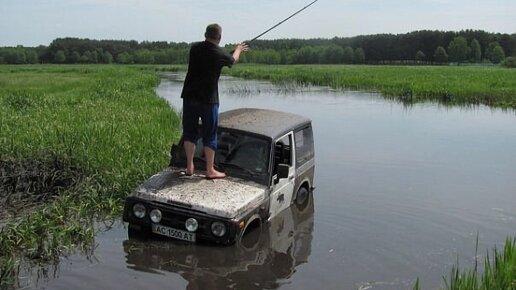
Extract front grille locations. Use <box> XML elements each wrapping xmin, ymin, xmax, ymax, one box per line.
<box><xmin>149</xmin><ymin>203</ymin><xmax>211</xmax><ymax>235</ymax></box>
<box><xmin>125</xmin><ymin>197</ymin><xmax>235</xmax><ymax>244</ymax></box>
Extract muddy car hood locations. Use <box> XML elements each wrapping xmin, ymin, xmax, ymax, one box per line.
<box><xmin>131</xmin><ymin>168</ymin><xmax>268</xmax><ymax>219</ymax></box>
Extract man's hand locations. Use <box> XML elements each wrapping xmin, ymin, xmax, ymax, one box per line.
<box><xmin>232</xmin><ymin>42</ymin><xmax>249</xmax><ymax>63</ymax></box>
<box><xmin>235</xmin><ymin>42</ymin><xmax>250</xmax><ymax>53</ymax></box>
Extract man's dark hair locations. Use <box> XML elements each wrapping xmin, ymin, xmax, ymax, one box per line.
<box><xmin>205</xmin><ymin>24</ymin><xmax>222</xmax><ymax>39</ymax></box>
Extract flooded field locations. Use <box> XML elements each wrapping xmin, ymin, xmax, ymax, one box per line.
<box><xmin>25</xmin><ymin>73</ymin><xmax>516</xmax><ymax>290</ymax></box>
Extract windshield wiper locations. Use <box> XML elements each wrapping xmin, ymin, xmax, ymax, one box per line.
<box><xmin>219</xmin><ymin>162</ymin><xmax>258</xmax><ymax>177</ymax></box>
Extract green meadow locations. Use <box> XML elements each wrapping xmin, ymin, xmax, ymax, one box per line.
<box><xmin>0</xmin><ymin>65</ymin><xmax>180</xmax><ymax>285</ymax></box>
<box><xmin>0</xmin><ymin>64</ymin><xmax>515</xmax><ymax>288</ymax></box>
<box><xmin>226</xmin><ymin>64</ymin><xmax>516</xmax><ymax>108</ymax></box>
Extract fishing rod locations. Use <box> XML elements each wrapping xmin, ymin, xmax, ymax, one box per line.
<box><xmin>247</xmin><ymin>0</ymin><xmax>320</xmax><ymax>44</ymax></box>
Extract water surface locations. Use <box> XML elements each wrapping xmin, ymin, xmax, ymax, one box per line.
<box><xmin>27</xmin><ymin>72</ymin><xmax>516</xmax><ymax>290</ymax></box>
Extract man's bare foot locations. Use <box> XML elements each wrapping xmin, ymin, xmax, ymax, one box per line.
<box><xmin>186</xmin><ymin>164</ymin><xmax>194</xmax><ymax>176</ymax></box>
<box><xmin>206</xmin><ymin>169</ymin><xmax>226</xmax><ymax>179</ymax></box>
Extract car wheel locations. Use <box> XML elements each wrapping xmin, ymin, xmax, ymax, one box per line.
<box><xmin>295</xmin><ymin>187</ymin><xmax>310</xmax><ymax>211</ymax></box>
<box><xmin>240</xmin><ymin>218</ymin><xmax>262</xmax><ymax>250</ymax></box>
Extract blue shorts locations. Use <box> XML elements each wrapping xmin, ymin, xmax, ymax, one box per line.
<box><xmin>182</xmin><ymin>99</ymin><xmax>219</xmax><ymax>150</ymax></box>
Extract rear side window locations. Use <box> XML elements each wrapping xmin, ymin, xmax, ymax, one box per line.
<box><xmin>295</xmin><ymin>125</ymin><xmax>314</xmax><ymax>168</ymax></box>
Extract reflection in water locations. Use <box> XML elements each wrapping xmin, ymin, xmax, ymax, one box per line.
<box><xmin>123</xmin><ymin>197</ymin><xmax>314</xmax><ymax>290</ymax></box>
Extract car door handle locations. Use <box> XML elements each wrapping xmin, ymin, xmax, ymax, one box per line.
<box><xmin>288</xmin><ymin>175</ymin><xmax>294</xmax><ymax>181</ymax></box>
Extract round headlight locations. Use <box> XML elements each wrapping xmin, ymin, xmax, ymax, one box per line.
<box><xmin>150</xmin><ymin>209</ymin><xmax>162</xmax><ymax>223</ymax></box>
<box><xmin>211</xmin><ymin>221</ymin><xmax>226</xmax><ymax>237</ymax></box>
<box><xmin>185</xmin><ymin>218</ymin><xmax>198</xmax><ymax>232</ymax></box>
<box><xmin>132</xmin><ymin>203</ymin><xmax>146</xmax><ymax>219</ymax></box>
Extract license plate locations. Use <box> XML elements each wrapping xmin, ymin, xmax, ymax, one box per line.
<box><xmin>152</xmin><ymin>224</ymin><xmax>196</xmax><ymax>242</ymax></box>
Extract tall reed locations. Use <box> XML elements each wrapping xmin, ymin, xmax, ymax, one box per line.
<box><xmin>413</xmin><ymin>237</ymin><xmax>516</xmax><ymax>290</ymax></box>
<box><xmin>0</xmin><ymin>65</ymin><xmax>181</xmax><ymax>286</ymax></box>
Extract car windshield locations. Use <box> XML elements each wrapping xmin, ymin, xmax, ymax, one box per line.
<box><xmin>215</xmin><ymin>130</ymin><xmax>271</xmax><ymax>177</ymax></box>
<box><xmin>171</xmin><ymin>129</ymin><xmax>271</xmax><ymax>184</ymax></box>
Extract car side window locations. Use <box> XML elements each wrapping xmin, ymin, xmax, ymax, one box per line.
<box><xmin>295</xmin><ymin>125</ymin><xmax>314</xmax><ymax>168</ymax></box>
<box><xmin>274</xmin><ymin>133</ymin><xmax>293</xmax><ymax>175</ymax></box>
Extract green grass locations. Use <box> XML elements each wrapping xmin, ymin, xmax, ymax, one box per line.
<box><xmin>225</xmin><ymin>64</ymin><xmax>516</xmax><ymax>108</ymax></box>
<box><xmin>0</xmin><ymin>64</ymin><xmax>181</xmax><ymax>286</ymax></box>
<box><xmin>444</xmin><ymin>237</ymin><xmax>516</xmax><ymax>290</ymax></box>
<box><xmin>412</xmin><ymin>237</ymin><xmax>516</xmax><ymax>290</ymax></box>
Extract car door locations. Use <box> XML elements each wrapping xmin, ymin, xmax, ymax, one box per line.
<box><xmin>269</xmin><ymin>132</ymin><xmax>296</xmax><ymax>220</ymax></box>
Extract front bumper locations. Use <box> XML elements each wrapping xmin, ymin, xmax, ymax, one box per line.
<box><xmin>123</xmin><ymin>197</ymin><xmax>240</xmax><ymax>245</ymax></box>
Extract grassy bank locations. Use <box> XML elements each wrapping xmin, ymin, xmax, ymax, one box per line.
<box><xmin>0</xmin><ymin>65</ymin><xmax>180</xmax><ymax>286</ymax></box>
<box><xmin>225</xmin><ymin>64</ymin><xmax>516</xmax><ymax>109</ymax></box>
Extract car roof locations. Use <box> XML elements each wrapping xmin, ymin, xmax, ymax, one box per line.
<box><xmin>219</xmin><ymin>108</ymin><xmax>311</xmax><ymax>139</ymax></box>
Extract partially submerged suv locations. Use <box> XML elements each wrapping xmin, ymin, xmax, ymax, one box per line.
<box><xmin>123</xmin><ymin>108</ymin><xmax>315</xmax><ymax>245</ymax></box>
<box><xmin>123</xmin><ymin>194</ymin><xmax>314</xmax><ymax>287</ymax></box>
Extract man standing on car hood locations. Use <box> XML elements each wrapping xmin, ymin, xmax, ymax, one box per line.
<box><xmin>180</xmin><ymin>23</ymin><xmax>248</xmax><ymax>179</ymax></box>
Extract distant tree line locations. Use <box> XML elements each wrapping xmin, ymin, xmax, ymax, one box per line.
<box><xmin>0</xmin><ymin>38</ymin><xmax>190</xmax><ymax>65</ymax></box>
<box><xmin>245</xmin><ymin>30</ymin><xmax>514</xmax><ymax>65</ymax></box>
<box><xmin>0</xmin><ymin>30</ymin><xmax>514</xmax><ymax>66</ymax></box>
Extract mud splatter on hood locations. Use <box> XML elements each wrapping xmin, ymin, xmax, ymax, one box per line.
<box><xmin>131</xmin><ymin>168</ymin><xmax>267</xmax><ymax>219</ymax></box>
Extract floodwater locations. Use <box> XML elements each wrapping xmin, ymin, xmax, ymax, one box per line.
<box><xmin>26</xmin><ymin>73</ymin><xmax>516</xmax><ymax>290</ymax></box>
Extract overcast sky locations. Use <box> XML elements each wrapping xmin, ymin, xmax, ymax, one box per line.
<box><xmin>1</xmin><ymin>0</ymin><xmax>515</xmax><ymax>47</ymax></box>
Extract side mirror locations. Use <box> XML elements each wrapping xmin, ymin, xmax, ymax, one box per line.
<box><xmin>277</xmin><ymin>164</ymin><xmax>289</xmax><ymax>179</ymax></box>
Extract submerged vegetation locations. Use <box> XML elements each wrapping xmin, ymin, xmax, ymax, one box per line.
<box><xmin>226</xmin><ymin>64</ymin><xmax>516</xmax><ymax>108</ymax></box>
<box><xmin>0</xmin><ymin>65</ymin><xmax>180</xmax><ymax>286</ymax></box>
